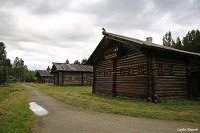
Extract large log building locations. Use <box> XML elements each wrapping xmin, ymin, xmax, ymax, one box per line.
<box><xmin>35</xmin><ymin>70</ymin><xmax>54</xmax><ymax>83</ymax></box>
<box><xmin>51</xmin><ymin>63</ymin><xmax>93</xmax><ymax>86</ymax></box>
<box><xmin>87</xmin><ymin>30</ymin><xmax>200</xmax><ymax>102</ymax></box>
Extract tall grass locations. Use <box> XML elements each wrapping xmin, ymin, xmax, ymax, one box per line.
<box><xmin>0</xmin><ymin>84</ymin><xmax>35</xmax><ymax>133</ymax></box>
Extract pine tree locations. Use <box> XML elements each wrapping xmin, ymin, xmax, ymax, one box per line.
<box><xmin>0</xmin><ymin>43</ymin><xmax>13</xmax><ymax>85</ymax></box>
<box><xmin>81</xmin><ymin>59</ymin><xmax>88</xmax><ymax>65</ymax></box>
<box><xmin>171</xmin><ymin>37</ymin><xmax>183</xmax><ymax>50</ymax></box>
<box><xmin>0</xmin><ymin>42</ymin><xmax>6</xmax><ymax>66</ymax></box>
<box><xmin>47</xmin><ymin>66</ymin><xmax>51</xmax><ymax>72</ymax></box>
<box><xmin>74</xmin><ymin>60</ymin><xmax>80</xmax><ymax>64</ymax></box>
<box><xmin>13</xmin><ymin>57</ymin><xmax>20</xmax><ymax>68</ymax></box>
<box><xmin>13</xmin><ymin>57</ymin><xmax>25</xmax><ymax>82</ymax></box>
<box><xmin>163</xmin><ymin>31</ymin><xmax>173</xmax><ymax>47</ymax></box>
<box><xmin>163</xmin><ymin>29</ymin><xmax>200</xmax><ymax>53</ymax></box>
<box><xmin>182</xmin><ymin>29</ymin><xmax>200</xmax><ymax>53</ymax></box>
<box><xmin>65</xmin><ymin>59</ymin><xmax>70</xmax><ymax>64</ymax></box>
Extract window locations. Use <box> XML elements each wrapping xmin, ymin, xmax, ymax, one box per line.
<box><xmin>104</xmin><ymin>47</ymin><xmax>118</xmax><ymax>59</ymax></box>
<box><xmin>158</xmin><ymin>64</ymin><xmax>174</xmax><ymax>76</ymax></box>
<box><xmin>138</xmin><ymin>64</ymin><xmax>144</xmax><ymax>75</ymax></box>
<box><xmin>72</xmin><ymin>76</ymin><xmax>75</xmax><ymax>80</ymax></box>
<box><xmin>120</xmin><ymin>68</ymin><xmax>124</xmax><ymax>76</ymax></box>
<box><xmin>158</xmin><ymin>64</ymin><xmax>164</xmax><ymax>75</ymax></box>
<box><xmin>96</xmin><ymin>70</ymin><xmax>112</xmax><ymax>77</ymax></box>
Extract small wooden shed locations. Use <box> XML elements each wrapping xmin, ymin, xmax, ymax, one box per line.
<box><xmin>35</xmin><ymin>70</ymin><xmax>54</xmax><ymax>83</ymax></box>
<box><xmin>51</xmin><ymin>63</ymin><xmax>93</xmax><ymax>86</ymax></box>
<box><xmin>87</xmin><ymin>30</ymin><xmax>200</xmax><ymax>102</ymax></box>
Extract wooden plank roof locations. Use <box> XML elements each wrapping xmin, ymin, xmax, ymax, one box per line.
<box><xmin>87</xmin><ymin>30</ymin><xmax>200</xmax><ymax>65</ymax></box>
<box><xmin>36</xmin><ymin>70</ymin><xmax>54</xmax><ymax>77</ymax></box>
<box><xmin>52</xmin><ymin>63</ymin><xmax>93</xmax><ymax>72</ymax></box>
<box><xmin>103</xmin><ymin>31</ymin><xmax>200</xmax><ymax>57</ymax></box>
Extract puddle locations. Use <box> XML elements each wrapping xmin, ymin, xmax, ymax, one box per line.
<box><xmin>29</xmin><ymin>102</ymin><xmax>48</xmax><ymax>116</ymax></box>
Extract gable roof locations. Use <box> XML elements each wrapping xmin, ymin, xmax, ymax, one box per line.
<box><xmin>87</xmin><ymin>30</ymin><xmax>200</xmax><ymax>65</ymax></box>
<box><xmin>36</xmin><ymin>70</ymin><xmax>54</xmax><ymax>77</ymax></box>
<box><xmin>52</xmin><ymin>63</ymin><xmax>93</xmax><ymax>73</ymax></box>
<box><xmin>103</xmin><ymin>31</ymin><xmax>200</xmax><ymax>56</ymax></box>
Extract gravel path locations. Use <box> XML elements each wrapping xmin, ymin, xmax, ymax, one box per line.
<box><xmin>24</xmin><ymin>84</ymin><xmax>198</xmax><ymax>133</ymax></box>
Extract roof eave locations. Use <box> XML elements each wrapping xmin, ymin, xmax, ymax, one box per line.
<box><xmin>141</xmin><ymin>43</ymin><xmax>200</xmax><ymax>57</ymax></box>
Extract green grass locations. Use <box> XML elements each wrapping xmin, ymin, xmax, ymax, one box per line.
<box><xmin>0</xmin><ymin>83</ymin><xmax>35</xmax><ymax>133</ymax></box>
<box><xmin>28</xmin><ymin>83</ymin><xmax>200</xmax><ymax>124</ymax></box>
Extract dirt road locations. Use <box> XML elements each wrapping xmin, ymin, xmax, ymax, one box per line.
<box><xmin>24</xmin><ymin>85</ymin><xmax>198</xmax><ymax>133</ymax></box>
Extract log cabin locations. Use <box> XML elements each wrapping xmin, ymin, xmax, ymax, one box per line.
<box><xmin>35</xmin><ymin>70</ymin><xmax>54</xmax><ymax>83</ymax></box>
<box><xmin>51</xmin><ymin>63</ymin><xmax>93</xmax><ymax>86</ymax></box>
<box><xmin>87</xmin><ymin>30</ymin><xmax>200</xmax><ymax>102</ymax></box>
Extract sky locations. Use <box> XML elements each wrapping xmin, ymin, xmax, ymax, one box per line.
<box><xmin>0</xmin><ymin>0</ymin><xmax>199</xmax><ymax>70</ymax></box>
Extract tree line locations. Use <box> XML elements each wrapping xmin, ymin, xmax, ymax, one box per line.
<box><xmin>0</xmin><ymin>42</ymin><xmax>36</xmax><ymax>85</ymax></box>
<box><xmin>163</xmin><ymin>29</ymin><xmax>200</xmax><ymax>53</ymax></box>
<box><xmin>65</xmin><ymin>59</ymin><xmax>88</xmax><ymax>65</ymax></box>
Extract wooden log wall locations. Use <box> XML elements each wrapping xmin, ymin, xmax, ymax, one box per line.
<box><xmin>189</xmin><ymin>57</ymin><xmax>200</xmax><ymax>98</ymax></box>
<box><xmin>62</xmin><ymin>72</ymin><xmax>82</xmax><ymax>86</ymax></box>
<box><xmin>92</xmin><ymin>66</ymin><xmax>96</xmax><ymax>93</ymax></box>
<box><xmin>37</xmin><ymin>76</ymin><xmax>43</xmax><ymax>83</ymax></box>
<box><xmin>153</xmin><ymin>53</ymin><xmax>189</xmax><ymax>100</ymax></box>
<box><xmin>189</xmin><ymin>57</ymin><xmax>200</xmax><ymax>72</ymax></box>
<box><xmin>37</xmin><ymin>76</ymin><xmax>53</xmax><ymax>84</ymax></box>
<box><xmin>94</xmin><ymin>40</ymin><xmax>149</xmax><ymax>98</ymax></box>
<box><xmin>190</xmin><ymin>72</ymin><xmax>200</xmax><ymax>98</ymax></box>
<box><xmin>59</xmin><ymin>72</ymin><xmax>62</xmax><ymax>85</ymax></box>
<box><xmin>54</xmin><ymin>72</ymin><xmax>93</xmax><ymax>86</ymax></box>
<box><xmin>44</xmin><ymin>77</ymin><xmax>54</xmax><ymax>83</ymax></box>
<box><xmin>94</xmin><ymin>52</ymin><xmax>149</xmax><ymax>98</ymax></box>
<box><xmin>83</xmin><ymin>73</ymin><xmax>93</xmax><ymax>86</ymax></box>
<box><xmin>115</xmin><ymin>52</ymin><xmax>149</xmax><ymax>98</ymax></box>
<box><xmin>54</xmin><ymin>73</ymin><xmax>59</xmax><ymax>85</ymax></box>
<box><xmin>95</xmin><ymin>59</ymin><xmax>113</xmax><ymax>95</ymax></box>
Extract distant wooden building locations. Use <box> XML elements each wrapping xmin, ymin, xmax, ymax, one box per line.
<box><xmin>87</xmin><ymin>30</ymin><xmax>200</xmax><ymax>102</ymax></box>
<box><xmin>51</xmin><ymin>63</ymin><xmax>93</xmax><ymax>86</ymax></box>
<box><xmin>35</xmin><ymin>70</ymin><xmax>54</xmax><ymax>83</ymax></box>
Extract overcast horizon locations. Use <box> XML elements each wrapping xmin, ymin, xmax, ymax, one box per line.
<box><xmin>0</xmin><ymin>0</ymin><xmax>199</xmax><ymax>70</ymax></box>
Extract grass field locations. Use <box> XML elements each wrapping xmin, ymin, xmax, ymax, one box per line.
<box><xmin>28</xmin><ymin>83</ymin><xmax>200</xmax><ymax>124</ymax></box>
<box><xmin>0</xmin><ymin>83</ymin><xmax>35</xmax><ymax>133</ymax></box>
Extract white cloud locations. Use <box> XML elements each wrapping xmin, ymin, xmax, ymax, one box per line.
<box><xmin>1</xmin><ymin>0</ymin><xmax>200</xmax><ymax>70</ymax></box>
